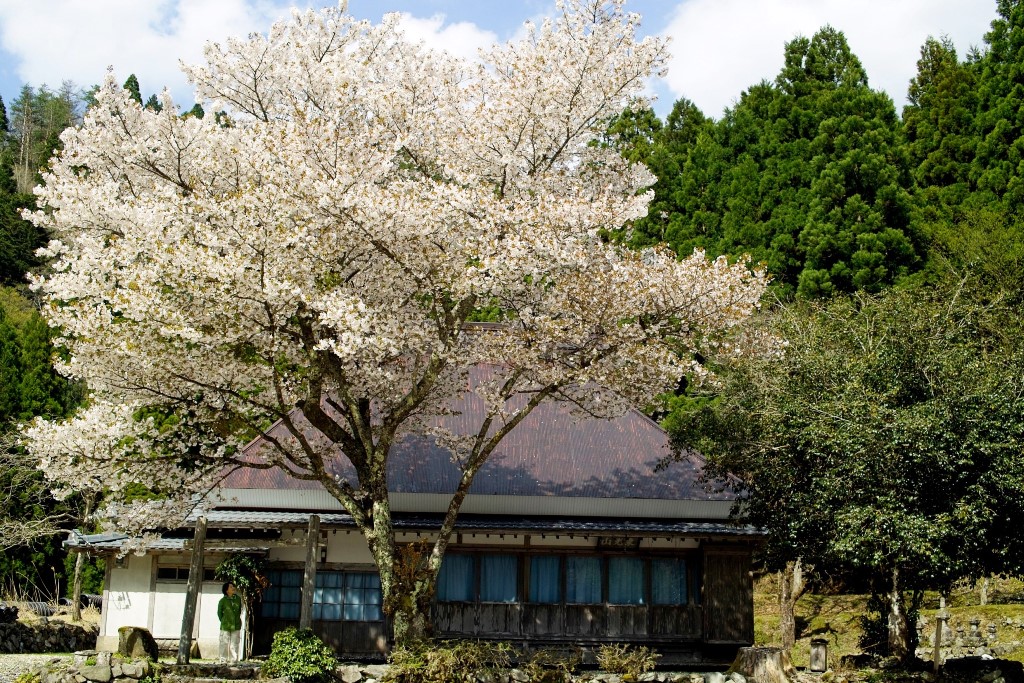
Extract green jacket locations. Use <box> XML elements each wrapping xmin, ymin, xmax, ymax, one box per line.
<box><xmin>218</xmin><ymin>593</ymin><xmax>242</xmax><ymax>632</ymax></box>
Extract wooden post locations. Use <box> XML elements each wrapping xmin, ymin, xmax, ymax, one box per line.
<box><xmin>933</xmin><ymin>594</ymin><xmax>948</xmax><ymax>675</ymax></box>
<box><xmin>299</xmin><ymin>514</ymin><xmax>320</xmax><ymax>630</ymax></box>
<box><xmin>177</xmin><ymin>516</ymin><xmax>206</xmax><ymax>665</ymax></box>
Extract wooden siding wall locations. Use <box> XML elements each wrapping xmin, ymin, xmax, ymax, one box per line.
<box><xmin>702</xmin><ymin>548</ymin><xmax>754</xmax><ymax>644</ymax></box>
<box><xmin>433</xmin><ymin>602</ymin><xmax>703</xmax><ymax>642</ymax></box>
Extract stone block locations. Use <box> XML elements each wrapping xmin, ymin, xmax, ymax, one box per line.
<box><xmin>78</xmin><ymin>664</ymin><xmax>112</xmax><ymax>683</ymax></box>
<box><xmin>704</xmin><ymin>672</ymin><xmax>726</xmax><ymax>683</ymax></box>
<box><xmin>337</xmin><ymin>664</ymin><xmax>362</xmax><ymax>683</ymax></box>
<box><xmin>116</xmin><ymin>627</ymin><xmax>158</xmax><ymax>661</ymax></box>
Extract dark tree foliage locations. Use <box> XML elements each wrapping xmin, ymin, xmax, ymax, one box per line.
<box><xmin>667</xmin><ymin>275</ymin><xmax>1024</xmax><ymax>656</ymax></box>
<box><xmin>902</xmin><ymin>37</ymin><xmax>979</xmax><ymax>216</ymax></box>
<box><xmin>617</xmin><ymin>27</ymin><xmax>920</xmax><ymax>299</ymax></box>
<box><xmin>972</xmin><ymin>0</ymin><xmax>1024</xmax><ymax>211</ymax></box>
<box><xmin>122</xmin><ymin>74</ymin><xmax>143</xmax><ymax>105</ymax></box>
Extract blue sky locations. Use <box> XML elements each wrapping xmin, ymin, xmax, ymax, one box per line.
<box><xmin>0</xmin><ymin>0</ymin><xmax>997</xmax><ymax>121</ymax></box>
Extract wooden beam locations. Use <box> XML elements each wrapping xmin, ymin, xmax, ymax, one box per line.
<box><xmin>177</xmin><ymin>516</ymin><xmax>206</xmax><ymax>664</ymax></box>
<box><xmin>299</xmin><ymin>514</ymin><xmax>320</xmax><ymax>630</ymax></box>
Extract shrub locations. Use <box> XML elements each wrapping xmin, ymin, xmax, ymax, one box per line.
<box><xmin>261</xmin><ymin>628</ymin><xmax>337</xmax><ymax>683</ymax></box>
<box><xmin>385</xmin><ymin>639</ymin><xmax>513</xmax><ymax>683</ymax></box>
<box><xmin>522</xmin><ymin>646</ymin><xmax>582</xmax><ymax>683</ymax></box>
<box><xmin>13</xmin><ymin>673</ymin><xmax>40</xmax><ymax>683</ymax></box>
<box><xmin>596</xmin><ymin>643</ymin><xmax>660</xmax><ymax>678</ymax></box>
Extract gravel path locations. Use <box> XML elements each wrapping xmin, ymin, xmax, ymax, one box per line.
<box><xmin>0</xmin><ymin>654</ymin><xmax>71</xmax><ymax>682</ymax></box>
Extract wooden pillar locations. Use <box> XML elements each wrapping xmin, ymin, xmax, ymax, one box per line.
<box><xmin>299</xmin><ymin>514</ymin><xmax>320</xmax><ymax>630</ymax></box>
<box><xmin>177</xmin><ymin>516</ymin><xmax>206</xmax><ymax>665</ymax></box>
<box><xmin>933</xmin><ymin>595</ymin><xmax>948</xmax><ymax>674</ymax></box>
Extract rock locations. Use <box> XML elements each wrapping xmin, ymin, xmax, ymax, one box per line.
<box><xmin>704</xmin><ymin>673</ymin><xmax>726</xmax><ymax>683</ymax></box>
<box><xmin>727</xmin><ymin>673</ymin><xmax>746</xmax><ymax>683</ymax></box>
<box><xmin>979</xmin><ymin>669</ymin><xmax>1002</xmax><ymax>683</ymax></box>
<box><xmin>337</xmin><ymin>664</ymin><xmax>362</xmax><ymax>683</ymax></box>
<box><xmin>730</xmin><ymin>648</ymin><xmax>793</xmax><ymax>683</ymax></box>
<box><xmin>510</xmin><ymin>669</ymin><xmax>531</xmax><ymax>682</ymax></box>
<box><xmin>363</xmin><ymin>664</ymin><xmax>389</xmax><ymax>679</ymax></box>
<box><xmin>78</xmin><ymin>664</ymin><xmax>112</xmax><ymax>683</ymax></box>
<box><xmin>119</xmin><ymin>662</ymin><xmax>143</xmax><ymax>679</ymax></box>
<box><xmin>116</xmin><ymin>627</ymin><xmax>158</xmax><ymax>661</ymax></box>
<box><xmin>110</xmin><ymin>664</ymin><xmax>122</xmax><ymax>678</ymax></box>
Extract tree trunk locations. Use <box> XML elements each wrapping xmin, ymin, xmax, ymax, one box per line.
<box><xmin>887</xmin><ymin>567</ymin><xmax>910</xmax><ymax>661</ymax></box>
<box><xmin>70</xmin><ymin>551</ymin><xmax>84</xmax><ymax>622</ymax></box>
<box><xmin>779</xmin><ymin>558</ymin><xmax>805</xmax><ymax>652</ymax></box>
<box><xmin>732</xmin><ymin>647</ymin><xmax>793</xmax><ymax>683</ymax></box>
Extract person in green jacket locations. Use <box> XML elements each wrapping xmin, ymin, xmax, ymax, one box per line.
<box><xmin>217</xmin><ymin>582</ymin><xmax>243</xmax><ymax>662</ymax></box>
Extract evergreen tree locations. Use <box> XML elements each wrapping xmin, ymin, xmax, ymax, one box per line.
<box><xmin>972</xmin><ymin>0</ymin><xmax>1024</xmax><ymax>210</ymax></box>
<box><xmin>122</xmin><ymin>74</ymin><xmax>143</xmax><ymax>105</ymax></box>
<box><xmin>144</xmin><ymin>93</ymin><xmax>163</xmax><ymax>112</ymax></box>
<box><xmin>0</xmin><ymin>95</ymin><xmax>8</xmax><ymax>134</ymax></box>
<box><xmin>902</xmin><ymin>37</ymin><xmax>978</xmax><ymax>216</ymax></box>
<box><xmin>0</xmin><ymin>308</ymin><xmax>21</xmax><ymax>423</ymax></box>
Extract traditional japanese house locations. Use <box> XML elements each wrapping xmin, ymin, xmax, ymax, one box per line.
<box><xmin>70</xmin><ymin>374</ymin><xmax>759</xmax><ymax>665</ymax></box>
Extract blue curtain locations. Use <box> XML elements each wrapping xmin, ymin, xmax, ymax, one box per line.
<box><xmin>342</xmin><ymin>572</ymin><xmax>382</xmax><ymax>621</ymax></box>
<box><xmin>651</xmin><ymin>559</ymin><xmax>687</xmax><ymax>605</ymax></box>
<box><xmin>529</xmin><ymin>556</ymin><xmax>562</xmax><ymax>603</ymax></box>
<box><xmin>608</xmin><ymin>557</ymin><xmax>644</xmax><ymax>604</ymax></box>
<box><xmin>314</xmin><ymin>572</ymin><xmax>343</xmax><ymax>620</ymax></box>
<box><xmin>480</xmin><ymin>554</ymin><xmax>518</xmax><ymax>602</ymax></box>
<box><xmin>437</xmin><ymin>554</ymin><xmax>474</xmax><ymax>602</ymax></box>
<box><xmin>262</xmin><ymin>569</ymin><xmax>302</xmax><ymax>619</ymax></box>
<box><xmin>566</xmin><ymin>557</ymin><xmax>602</xmax><ymax>604</ymax></box>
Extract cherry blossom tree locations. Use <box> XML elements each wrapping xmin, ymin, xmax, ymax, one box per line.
<box><xmin>24</xmin><ymin>0</ymin><xmax>768</xmax><ymax>642</ymax></box>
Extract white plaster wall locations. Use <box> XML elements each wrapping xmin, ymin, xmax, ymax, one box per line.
<box><xmin>98</xmin><ymin>554</ymin><xmax>153</xmax><ymax>651</ymax></box>
<box><xmin>324</xmin><ymin>532</ymin><xmax>374</xmax><ymax>563</ymax></box>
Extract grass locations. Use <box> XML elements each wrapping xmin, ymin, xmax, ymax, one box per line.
<box><xmin>753</xmin><ymin>574</ymin><xmax>1024</xmax><ymax>670</ymax></box>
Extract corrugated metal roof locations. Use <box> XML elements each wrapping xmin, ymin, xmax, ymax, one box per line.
<box><xmin>224</xmin><ymin>366</ymin><xmax>733</xmax><ymax>504</ymax></box>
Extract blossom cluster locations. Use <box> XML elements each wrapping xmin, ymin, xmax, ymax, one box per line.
<box><xmin>24</xmin><ymin>0</ymin><xmax>770</xmax><ymax>539</ymax></box>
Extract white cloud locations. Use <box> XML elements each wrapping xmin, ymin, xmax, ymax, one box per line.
<box><xmin>0</xmin><ymin>0</ymin><xmax>308</xmax><ymax>105</ymax></box>
<box><xmin>661</xmin><ymin>0</ymin><xmax>994</xmax><ymax>118</ymax></box>
<box><xmin>392</xmin><ymin>12</ymin><xmax>499</xmax><ymax>63</ymax></box>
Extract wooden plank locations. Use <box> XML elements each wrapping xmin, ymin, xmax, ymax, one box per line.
<box><xmin>176</xmin><ymin>516</ymin><xmax>206</xmax><ymax>664</ymax></box>
<box><xmin>522</xmin><ymin>604</ymin><xmax>564</xmax><ymax>637</ymax></box>
<box><xmin>651</xmin><ymin>604</ymin><xmax>702</xmax><ymax>638</ymax></box>
<box><xmin>564</xmin><ymin>605</ymin><xmax>605</xmax><ymax>637</ymax></box>
<box><xmin>606</xmin><ymin>605</ymin><xmax>648</xmax><ymax>637</ymax></box>
<box><xmin>703</xmin><ymin>549</ymin><xmax>754</xmax><ymax>644</ymax></box>
<box><xmin>299</xmin><ymin>514</ymin><xmax>320</xmax><ymax>630</ymax></box>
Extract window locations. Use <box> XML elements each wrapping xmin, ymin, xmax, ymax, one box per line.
<box><xmin>261</xmin><ymin>569</ymin><xmax>302</xmax><ymax>619</ymax></box>
<box><xmin>156</xmin><ymin>567</ymin><xmax>216</xmax><ymax>582</ymax></box>
<box><xmin>480</xmin><ymin>555</ymin><xmax>518</xmax><ymax>603</ymax></box>
<box><xmin>342</xmin><ymin>572</ymin><xmax>383</xmax><ymax>621</ymax></box>
<box><xmin>528</xmin><ymin>556</ymin><xmax>562</xmax><ymax>603</ymax></box>
<box><xmin>566</xmin><ymin>556</ymin><xmax>602</xmax><ymax>604</ymax></box>
<box><xmin>651</xmin><ymin>558</ymin><xmax>687</xmax><ymax>605</ymax></box>
<box><xmin>608</xmin><ymin>557</ymin><xmax>645</xmax><ymax>605</ymax></box>
<box><xmin>313</xmin><ymin>572</ymin><xmax>342</xmax><ymax>621</ymax></box>
<box><xmin>437</xmin><ymin>554</ymin><xmax>474</xmax><ymax>602</ymax></box>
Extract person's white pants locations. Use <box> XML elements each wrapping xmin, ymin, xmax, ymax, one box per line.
<box><xmin>219</xmin><ymin>629</ymin><xmax>241</xmax><ymax>662</ymax></box>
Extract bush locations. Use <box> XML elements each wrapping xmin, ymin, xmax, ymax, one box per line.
<box><xmin>596</xmin><ymin>643</ymin><xmax>660</xmax><ymax>678</ymax></box>
<box><xmin>522</xmin><ymin>646</ymin><xmax>582</xmax><ymax>683</ymax></box>
<box><xmin>385</xmin><ymin>639</ymin><xmax>513</xmax><ymax>683</ymax></box>
<box><xmin>262</xmin><ymin>628</ymin><xmax>337</xmax><ymax>683</ymax></box>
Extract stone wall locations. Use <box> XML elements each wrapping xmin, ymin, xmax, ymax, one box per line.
<box><xmin>29</xmin><ymin>652</ymin><xmax>154</xmax><ymax>683</ymax></box>
<box><xmin>917</xmin><ymin>616</ymin><xmax>1024</xmax><ymax>660</ymax></box>
<box><xmin>0</xmin><ymin>619</ymin><xmax>97</xmax><ymax>654</ymax></box>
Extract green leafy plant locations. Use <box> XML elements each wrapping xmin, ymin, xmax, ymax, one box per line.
<box><xmin>384</xmin><ymin>639</ymin><xmax>513</xmax><ymax>683</ymax></box>
<box><xmin>13</xmin><ymin>672</ymin><xmax>40</xmax><ymax>683</ymax></box>
<box><xmin>596</xmin><ymin>643</ymin><xmax>660</xmax><ymax>678</ymax></box>
<box><xmin>262</xmin><ymin>628</ymin><xmax>337</xmax><ymax>683</ymax></box>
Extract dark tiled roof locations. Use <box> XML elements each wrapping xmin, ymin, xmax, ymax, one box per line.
<box><xmin>224</xmin><ymin>367</ymin><xmax>732</xmax><ymax>502</ymax></box>
<box><xmin>177</xmin><ymin>509</ymin><xmax>761</xmax><ymax>538</ymax></box>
